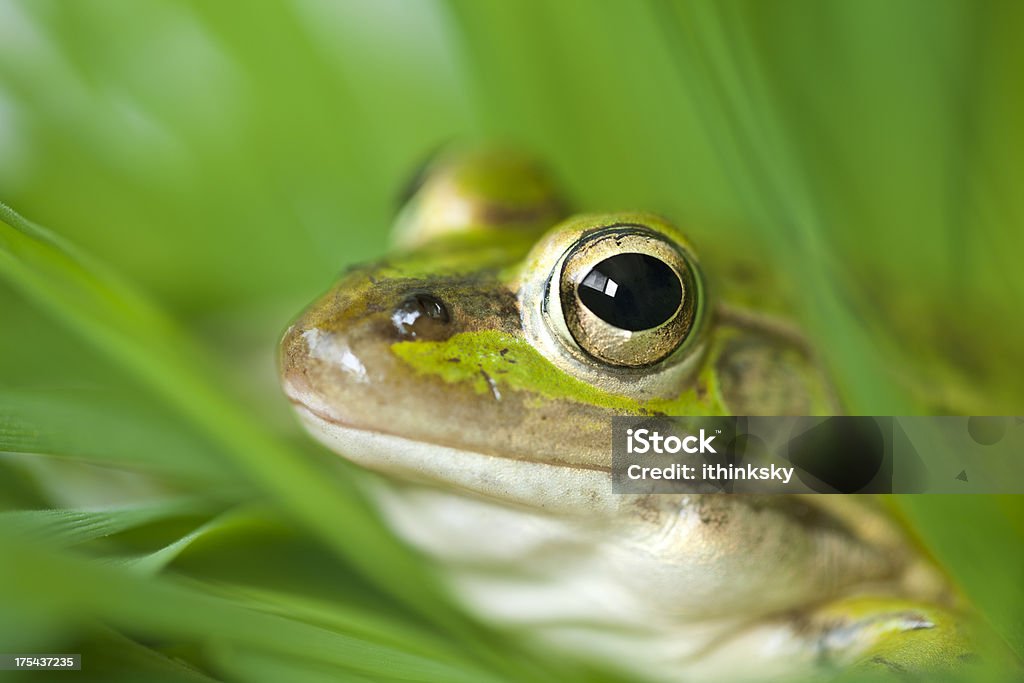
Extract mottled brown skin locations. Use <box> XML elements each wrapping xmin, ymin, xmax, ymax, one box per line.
<box><xmin>282</xmin><ymin>265</ymin><xmax>611</xmax><ymax>470</ymax></box>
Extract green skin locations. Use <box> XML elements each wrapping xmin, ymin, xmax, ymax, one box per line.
<box><xmin>280</xmin><ymin>149</ymin><xmax>970</xmax><ymax>680</ymax></box>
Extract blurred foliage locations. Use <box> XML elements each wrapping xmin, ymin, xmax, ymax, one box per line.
<box><xmin>0</xmin><ymin>1</ymin><xmax>1022</xmax><ymax>681</ymax></box>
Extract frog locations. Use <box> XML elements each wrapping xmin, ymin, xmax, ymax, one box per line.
<box><xmin>279</xmin><ymin>148</ymin><xmax>971</xmax><ymax>682</ymax></box>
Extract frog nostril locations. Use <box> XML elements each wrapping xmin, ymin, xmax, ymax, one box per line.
<box><xmin>392</xmin><ymin>293</ymin><xmax>451</xmax><ymax>340</ymax></box>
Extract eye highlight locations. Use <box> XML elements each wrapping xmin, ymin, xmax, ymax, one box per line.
<box><xmin>558</xmin><ymin>226</ymin><xmax>700</xmax><ymax>367</ymax></box>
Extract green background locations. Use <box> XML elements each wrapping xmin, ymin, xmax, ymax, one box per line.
<box><xmin>0</xmin><ymin>1</ymin><xmax>1021</xmax><ymax>681</ymax></box>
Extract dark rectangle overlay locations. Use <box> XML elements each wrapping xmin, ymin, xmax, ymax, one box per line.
<box><xmin>0</xmin><ymin>655</ymin><xmax>81</xmax><ymax>670</ymax></box>
<box><xmin>612</xmin><ymin>416</ymin><xmax>1024</xmax><ymax>494</ymax></box>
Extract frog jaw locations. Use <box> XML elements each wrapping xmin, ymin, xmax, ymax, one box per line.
<box><xmin>289</xmin><ymin>402</ymin><xmax>618</xmax><ymax>514</ymax></box>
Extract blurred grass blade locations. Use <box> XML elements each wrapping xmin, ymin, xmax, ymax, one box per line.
<box><xmin>652</xmin><ymin>1</ymin><xmax>913</xmax><ymax>413</ymax></box>
<box><xmin>898</xmin><ymin>495</ymin><xmax>1024</xmax><ymax>661</ymax></box>
<box><xmin>77</xmin><ymin>627</ymin><xmax>224</xmax><ymax>683</ymax></box>
<box><xmin>0</xmin><ymin>497</ymin><xmax>215</xmax><ymax>548</ymax></box>
<box><xmin>0</xmin><ymin>202</ymin><xmax>451</xmax><ymax>621</ymax></box>
<box><xmin>205</xmin><ymin>583</ymin><xmax>476</xmax><ymax>666</ymax></box>
<box><xmin>0</xmin><ymin>388</ymin><xmax>236</xmax><ymax>484</ymax></box>
<box><xmin>112</xmin><ymin>508</ymin><xmax>249</xmax><ymax>575</ymax></box>
<box><xmin>0</xmin><ymin>529</ymin><xmax>504</xmax><ymax>683</ymax></box>
<box><xmin>204</xmin><ymin>648</ymin><xmax>379</xmax><ymax>683</ymax></box>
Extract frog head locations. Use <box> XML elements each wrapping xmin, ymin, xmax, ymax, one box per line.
<box><xmin>279</xmin><ymin>148</ymin><xmax>835</xmax><ymax>509</ymax></box>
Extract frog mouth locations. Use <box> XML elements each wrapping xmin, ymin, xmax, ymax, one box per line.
<box><xmin>287</xmin><ymin>400</ymin><xmax>619</xmax><ymax>513</ymax></box>
<box><xmin>292</xmin><ymin>399</ymin><xmax>911</xmax><ymax>606</ymax></box>
<box><xmin>287</xmin><ymin>395</ymin><xmax>888</xmax><ymax>546</ymax></box>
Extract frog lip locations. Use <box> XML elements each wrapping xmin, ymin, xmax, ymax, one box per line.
<box><xmin>283</xmin><ymin>390</ymin><xmax>611</xmax><ymax>475</ymax></box>
<box><xmin>286</xmin><ymin>400</ymin><xmax>618</xmax><ymax>513</ymax></box>
<box><xmin>284</xmin><ymin>392</ymin><xmax>875</xmax><ymax>547</ymax></box>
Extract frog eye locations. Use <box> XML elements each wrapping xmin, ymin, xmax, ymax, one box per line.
<box><xmin>557</xmin><ymin>227</ymin><xmax>701</xmax><ymax>367</ymax></box>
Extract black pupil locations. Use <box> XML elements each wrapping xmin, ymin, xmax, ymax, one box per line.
<box><xmin>577</xmin><ymin>253</ymin><xmax>682</xmax><ymax>331</ymax></box>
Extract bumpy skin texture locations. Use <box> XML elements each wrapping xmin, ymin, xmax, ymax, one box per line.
<box><xmin>280</xmin><ymin>149</ymin><xmax>970</xmax><ymax>681</ymax></box>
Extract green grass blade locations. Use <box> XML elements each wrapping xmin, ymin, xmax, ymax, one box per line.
<box><xmin>0</xmin><ymin>530</ymin><xmax>506</xmax><ymax>683</ymax></box>
<box><xmin>73</xmin><ymin>627</ymin><xmax>224</xmax><ymax>683</ymax></box>
<box><xmin>110</xmin><ymin>509</ymin><xmax>251</xmax><ymax>576</ymax></box>
<box><xmin>0</xmin><ymin>388</ymin><xmax>237</xmax><ymax>484</ymax></box>
<box><xmin>896</xmin><ymin>496</ymin><xmax>1024</xmax><ymax>662</ymax></box>
<box><xmin>0</xmin><ymin>498</ymin><xmax>215</xmax><ymax>548</ymax></box>
<box><xmin>0</xmin><ymin>202</ymin><xmax>451</xmax><ymax>619</ymax></box>
<box><xmin>199</xmin><ymin>583</ymin><xmax>479</xmax><ymax>668</ymax></box>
